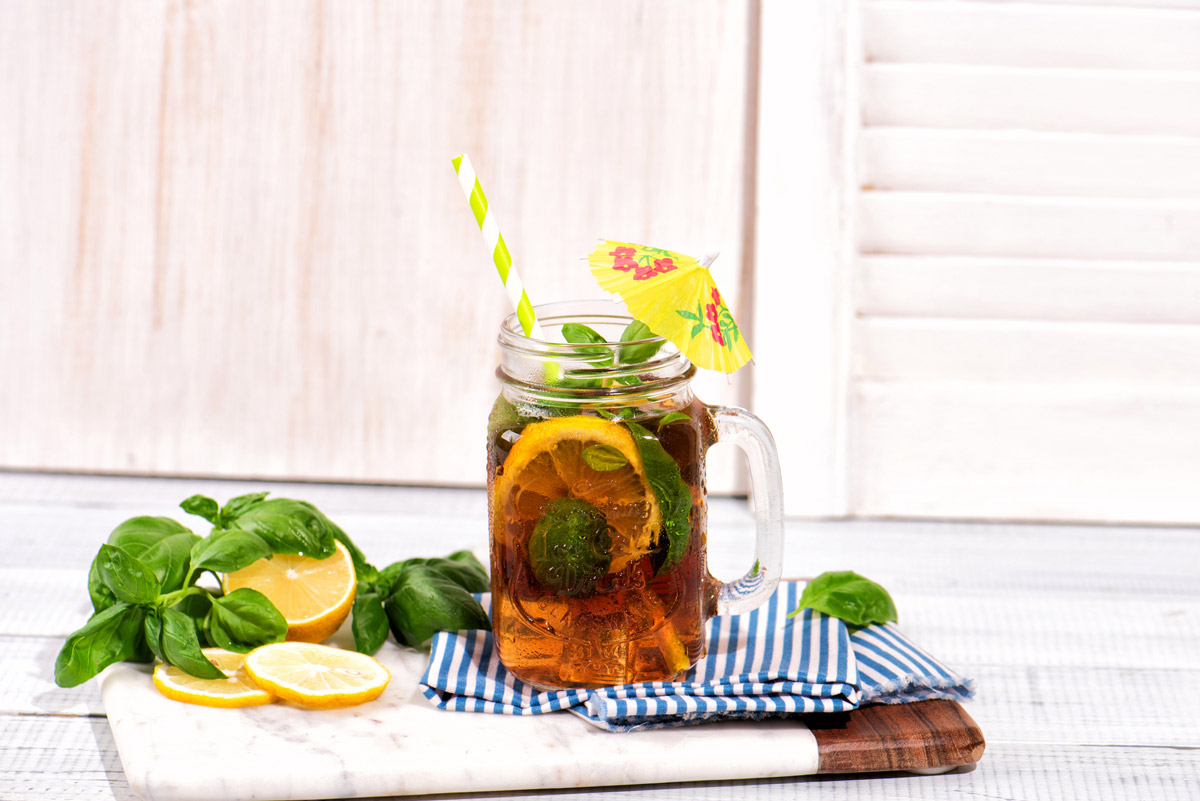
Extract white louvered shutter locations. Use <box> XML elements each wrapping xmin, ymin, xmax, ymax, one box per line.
<box><xmin>756</xmin><ymin>0</ymin><xmax>1200</xmax><ymax>523</ymax></box>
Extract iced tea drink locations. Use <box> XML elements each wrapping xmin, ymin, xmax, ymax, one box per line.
<box><xmin>488</xmin><ymin>302</ymin><xmax>783</xmax><ymax>689</ymax></box>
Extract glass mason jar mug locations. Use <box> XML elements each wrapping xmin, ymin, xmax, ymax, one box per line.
<box><xmin>487</xmin><ymin>301</ymin><xmax>784</xmax><ymax>689</ymax></box>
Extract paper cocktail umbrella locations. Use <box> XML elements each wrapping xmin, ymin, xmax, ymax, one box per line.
<box><xmin>587</xmin><ymin>240</ymin><xmax>752</xmax><ymax>373</ymax></box>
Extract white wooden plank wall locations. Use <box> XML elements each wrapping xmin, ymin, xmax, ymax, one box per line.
<box><xmin>853</xmin><ymin>0</ymin><xmax>1200</xmax><ymax>522</ymax></box>
<box><xmin>0</xmin><ymin>1</ymin><xmax>755</xmax><ymax>491</ymax></box>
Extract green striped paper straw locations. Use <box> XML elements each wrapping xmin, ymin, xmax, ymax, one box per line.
<box><xmin>452</xmin><ymin>154</ymin><xmax>544</xmax><ymax>339</ymax></box>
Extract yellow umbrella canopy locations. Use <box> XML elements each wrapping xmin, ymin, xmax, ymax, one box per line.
<box><xmin>588</xmin><ymin>240</ymin><xmax>752</xmax><ymax>373</ymax></box>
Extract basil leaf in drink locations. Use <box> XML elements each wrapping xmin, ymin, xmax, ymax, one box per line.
<box><xmin>561</xmin><ymin>323</ymin><xmax>609</xmax><ymax>348</ymax></box>
<box><xmin>528</xmin><ymin>498</ymin><xmax>613</xmax><ymax>596</ymax></box>
<box><xmin>189</xmin><ymin>528</ymin><xmax>272</xmax><ymax>574</ymax></box>
<box><xmin>624</xmin><ymin>420</ymin><xmax>692</xmax><ymax>573</ymax></box>
<box><xmin>657</xmin><ymin>412</ymin><xmax>691</xmax><ymax>428</ymax></box>
<box><xmin>596</xmin><ymin>407</ymin><xmax>633</xmax><ymax>422</ymax></box>
<box><xmin>222</xmin><ymin>497</ymin><xmax>336</xmax><ymax>558</ymax></box>
<box><xmin>207</xmin><ymin>588</ymin><xmax>287</xmax><ymax>653</ymax></box>
<box><xmin>180</xmin><ymin>494</ymin><xmax>220</xmax><ymax>525</ymax></box>
<box><xmin>351</xmin><ymin>591</ymin><xmax>390</xmax><ymax>655</ymax></box>
<box><xmin>790</xmin><ymin>571</ymin><xmax>898</xmax><ymax>626</ymax></box>
<box><xmin>383</xmin><ymin>562</ymin><xmax>491</xmax><ymax>647</ymax></box>
<box><xmin>582</xmin><ymin>444</ymin><xmax>629</xmax><ymax>471</ymax></box>
<box><xmin>617</xmin><ymin>319</ymin><xmax>664</xmax><ymax>364</ymax></box>
<box><xmin>54</xmin><ymin>602</ymin><xmax>146</xmax><ymax>688</ymax></box>
<box><xmin>96</xmin><ymin>544</ymin><xmax>161</xmax><ymax>605</ymax></box>
<box><xmin>161</xmin><ymin>607</ymin><xmax>225</xmax><ymax>679</ymax></box>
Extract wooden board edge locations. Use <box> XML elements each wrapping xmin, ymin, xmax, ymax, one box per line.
<box><xmin>808</xmin><ymin>699</ymin><xmax>986</xmax><ymax>774</ymax></box>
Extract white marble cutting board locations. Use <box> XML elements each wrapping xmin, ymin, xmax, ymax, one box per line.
<box><xmin>100</xmin><ymin>633</ymin><xmax>820</xmax><ymax>801</ymax></box>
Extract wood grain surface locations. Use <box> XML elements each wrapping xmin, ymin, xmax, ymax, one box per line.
<box><xmin>3</xmin><ymin>473</ymin><xmax>1199</xmax><ymax>800</ymax></box>
<box><xmin>810</xmin><ymin>700</ymin><xmax>985</xmax><ymax>774</ymax></box>
<box><xmin>0</xmin><ymin>0</ymin><xmax>753</xmax><ymax>489</ymax></box>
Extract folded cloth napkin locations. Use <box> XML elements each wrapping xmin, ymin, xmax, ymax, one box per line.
<box><xmin>419</xmin><ymin>581</ymin><xmax>974</xmax><ymax>732</ymax></box>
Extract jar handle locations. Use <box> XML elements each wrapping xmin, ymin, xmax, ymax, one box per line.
<box><xmin>707</xmin><ymin>406</ymin><xmax>785</xmax><ymax>616</ymax></box>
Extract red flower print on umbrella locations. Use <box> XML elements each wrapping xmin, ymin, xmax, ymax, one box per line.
<box><xmin>587</xmin><ymin>240</ymin><xmax>751</xmax><ymax>373</ymax></box>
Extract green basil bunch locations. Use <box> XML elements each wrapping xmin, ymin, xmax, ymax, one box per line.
<box><xmin>55</xmin><ymin>492</ymin><xmax>493</xmax><ymax>687</ymax></box>
<box><xmin>56</xmin><ymin>501</ymin><xmax>288</xmax><ymax>688</ymax></box>
<box><xmin>351</xmin><ymin>550</ymin><xmax>491</xmax><ymax>654</ymax></box>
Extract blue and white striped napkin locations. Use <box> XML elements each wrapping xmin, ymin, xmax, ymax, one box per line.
<box><xmin>419</xmin><ymin>581</ymin><xmax>974</xmax><ymax>732</ymax></box>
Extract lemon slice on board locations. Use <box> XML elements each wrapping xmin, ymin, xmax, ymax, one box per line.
<box><xmin>243</xmin><ymin>642</ymin><xmax>390</xmax><ymax>709</ymax></box>
<box><xmin>493</xmin><ymin>415</ymin><xmax>662</xmax><ymax>574</ymax></box>
<box><xmin>223</xmin><ymin>540</ymin><xmax>356</xmax><ymax>643</ymax></box>
<box><xmin>152</xmin><ymin>648</ymin><xmax>276</xmax><ymax>708</ymax></box>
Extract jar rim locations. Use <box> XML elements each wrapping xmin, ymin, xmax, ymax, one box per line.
<box><xmin>498</xmin><ymin>299</ymin><xmax>665</xmax><ymax>348</ymax></box>
<box><xmin>496</xmin><ymin>300</ymin><xmax>694</xmax><ymax>399</ymax></box>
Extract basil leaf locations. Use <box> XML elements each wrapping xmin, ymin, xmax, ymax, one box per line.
<box><xmin>143</xmin><ymin>609</ymin><xmax>166</xmax><ymax>662</ymax></box>
<box><xmin>220</xmin><ymin>492</ymin><xmax>271</xmax><ymax>523</ymax></box>
<box><xmin>383</xmin><ymin>554</ymin><xmax>489</xmax><ymax>596</ymax></box>
<box><xmin>657</xmin><ymin>412</ymin><xmax>691</xmax><ymax>428</ymax></box>
<box><xmin>325</xmin><ymin>515</ymin><xmax>376</xmax><ymax>584</ymax></box>
<box><xmin>561</xmin><ymin>323</ymin><xmax>608</xmax><ymax>347</ymax></box>
<box><xmin>208</xmin><ymin>589</ymin><xmax>287</xmax><ymax>653</ymax></box>
<box><xmin>617</xmin><ymin>319</ymin><xmax>664</xmax><ymax>364</ymax></box>
<box><xmin>582</xmin><ymin>444</ymin><xmax>629</xmax><ymax>471</ymax></box>
<box><xmin>54</xmin><ymin>603</ymin><xmax>146</xmax><ymax>688</ymax></box>
<box><xmin>171</xmin><ymin>591</ymin><xmax>212</xmax><ymax>620</ymax></box>
<box><xmin>445</xmin><ymin>550</ymin><xmax>490</xmax><ymax>583</ymax></box>
<box><xmin>87</xmin><ymin>555</ymin><xmax>117</xmax><ymax>614</ymax></box>
<box><xmin>180</xmin><ymin>494</ymin><xmax>220</xmax><ymax>525</ymax></box>
<box><xmin>384</xmin><ymin>563</ymin><xmax>491</xmax><ymax>647</ymax></box>
<box><xmin>433</xmin><ymin>552</ymin><xmax>490</xmax><ymax>593</ymax></box>
<box><xmin>624</xmin><ymin>421</ymin><xmax>692</xmax><ymax>573</ymax></box>
<box><xmin>106</xmin><ymin>517</ymin><xmax>198</xmax><ymax>593</ymax></box>
<box><xmin>140</xmin><ymin>532</ymin><xmax>201</xmax><ymax>593</ymax></box>
<box><xmin>561</xmin><ymin>322</ymin><xmax>613</xmax><ymax>382</ymax></box>
<box><xmin>351</xmin><ymin>591</ymin><xmax>390</xmax><ymax>655</ymax></box>
<box><xmin>189</xmin><ymin>529</ymin><xmax>272</xmax><ymax>574</ymax></box>
<box><xmin>222</xmin><ymin>498</ymin><xmax>335</xmax><ymax>558</ymax></box>
<box><xmin>161</xmin><ymin>608</ymin><xmax>225</xmax><ymax>679</ymax></box>
<box><xmin>790</xmin><ymin>571</ymin><xmax>898</xmax><ymax>627</ymax></box>
<box><xmin>108</xmin><ymin>516</ymin><xmax>193</xmax><ymax>553</ymax></box>
<box><xmin>96</xmin><ymin>544</ymin><xmax>161</xmax><ymax>605</ymax></box>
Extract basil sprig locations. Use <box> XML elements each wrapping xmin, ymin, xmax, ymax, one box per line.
<box><xmin>557</xmin><ymin>319</ymin><xmax>665</xmax><ymax>389</ymax></box>
<box><xmin>789</xmin><ymin>571</ymin><xmax>899</xmax><ymax>627</ymax></box>
<box><xmin>352</xmin><ymin>550</ymin><xmax>491</xmax><ymax>653</ymax></box>
<box><xmin>56</xmin><ymin>492</ymin><xmax>492</xmax><ymax>687</ymax></box>
<box><xmin>56</xmin><ymin>497</ymin><xmax>296</xmax><ymax>688</ymax></box>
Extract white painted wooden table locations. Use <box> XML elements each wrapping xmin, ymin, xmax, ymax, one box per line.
<box><xmin>2</xmin><ymin>472</ymin><xmax>1197</xmax><ymax>800</ymax></box>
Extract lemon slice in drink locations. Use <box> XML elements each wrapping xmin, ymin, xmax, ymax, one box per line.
<box><xmin>493</xmin><ymin>415</ymin><xmax>662</xmax><ymax>574</ymax></box>
<box><xmin>153</xmin><ymin>648</ymin><xmax>276</xmax><ymax>708</ymax></box>
<box><xmin>222</xmin><ymin>540</ymin><xmax>356</xmax><ymax>643</ymax></box>
<box><xmin>243</xmin><ymin>642</ymin><xmax>390</xmax><ymax>709</ymax></box>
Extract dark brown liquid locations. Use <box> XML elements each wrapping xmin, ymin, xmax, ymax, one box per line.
<box><xmin>487</xmin><ymin>397</ymin><xmax>715</xmax><ymax>688</ymax></box>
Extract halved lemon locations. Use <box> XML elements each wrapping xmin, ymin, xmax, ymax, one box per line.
<box><xmin>152</xmin><ymin>648</ymin><xmax>276</xmax><ymax>708</ymax></box>
<box><xmin>243</xmin><ymin>642</ymin><xmax>390</xmax><ymax>709</ymax></box>
<box><xmin>222</xmin><ymin>539</ymin><xmax>356</xmax><ymax>643</ymax></box>
<box><xmin>493</xmin><ymin>415</ymin><xmax>662</xmax><ymax>573</ymax></box>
